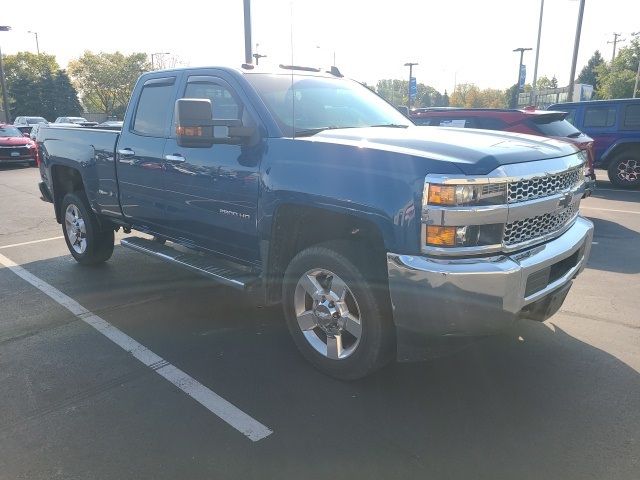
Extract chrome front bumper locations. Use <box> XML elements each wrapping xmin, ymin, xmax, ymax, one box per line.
<box><xmin>387</xmin><ymin>216</ymin><xmax>593</xmax><ymax>338</ymax></box>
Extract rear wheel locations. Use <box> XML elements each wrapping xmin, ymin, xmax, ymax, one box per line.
<box><xmin>282</xmin><ymin>242</ymin><xmax>394</xmax><ymax>380</ymax></box>
<box><xmin>62</xmin><ymin>192</ymin><xmax>114</xmax><ymax>265</ymax></box>
<box><xmin>607</xmin><ymin>152</ymin><xmax>640</xmax><ymax>189</ymax></box>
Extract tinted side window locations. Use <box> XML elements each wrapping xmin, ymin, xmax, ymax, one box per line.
<box><xmin>583</xmin><ymin>106</ymin><xmax>617</xmax><ymax>128</ymax></box>
<box><xmin>623</xmin><ymin>105</ymin><xmax>640</xmax><ymax>129</ymax></box>
<box><xmin>133</xmin><ymin>81</ymin><xmax>175</xmax><ymax>136</ymax></box>
<box><xmin>412</xmin><ymin>116</ymin><xmax>435</xmax><ymax>126</ymax></box>
<box><xmin>184</xmin><ymin>81</ymin><xmax>241</xmax><ymax>120</ymax></box>
<box><xmin>477</xmin><ymin>118</ymin><xmax>508</xmax><ymax>130</ymax></box>
<box><xmin>562</xmin><ymin>108</ymin><xmax>576</xmax><ymax>125</ymax></box>
<box><xmin>435</xmin><ymin>118</ymin><xmax>477</xmax><ymax>128</ymax></box>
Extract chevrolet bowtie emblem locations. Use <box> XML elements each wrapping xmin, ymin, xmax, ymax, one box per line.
<box><xmin>558</xmin><ymin>192</ymin><xmax>573</xmax><ymax>209</ymax></box>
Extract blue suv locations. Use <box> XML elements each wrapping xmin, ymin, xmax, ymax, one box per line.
<box><xmin>548</xmin><ymin>99</ymin><xmax>640</xmax><ymax>188</ymax></box>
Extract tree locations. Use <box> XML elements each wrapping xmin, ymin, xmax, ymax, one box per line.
<box><xmin>535</xmin><ymin>75</ymin><xmax>557</xmax><ymax>90</ymax></box>
<box><xmin>505</xmin><ymin>84</ymin><xmax>519</xmax><ymax>108</ymax></box>
<box><xmin>577</xmin><ymin>50</ymin><xmax>604</xmax><ymax>89</ymax></box>
<box><xmin>68</xmin><ymin>51</ymin><xmax>150</xmax><ymax>116</ymax></box>
<box><xmin>441</xmin><ymin>90</ymin><xmax>450</xmax><ymax>107</ymax></box>
<box><xmin>1</xmin><ymin>51</ymin><xmax>82</xmax><ymax>120</ymax></box>
<box><xmin>595</xmin><ymin>39</ymin><xmax>640</xmax><ymax>99</ymax></box>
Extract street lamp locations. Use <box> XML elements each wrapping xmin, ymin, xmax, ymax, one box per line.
<box><xmin>530</xmin><ymin>0</ymin><xmax>545</xmax><ymax>106</ymax></box>
<box><xmin>567</xmin><ymin>0</ymin><xmax>586</xmax><ymax>102</ymax></box>
<box><xmin>0</xmin><ymin>26</ymin><xmax>11</xmax><ymax>124</ymax></box>
<box><xmin>513</xmin><ymin>48</ymin><xmax>532</xmax><ymax>108</ymax></box>
<box><xmin>27</xmin><ymin>31</ymin><xmax>39</xmax><ymax>54</ymax></box>
<box><xmin>150</xmin><ymin>52</ymin><xmax>170</xmax><ymax>70</ymax></box>
<box><xmin>253</xmin><ymin>43</ymin><xmax>266</xmax><ymax>65</ymax></box>
<box><xmin>632</xmin><ymin>32</ymin><xmax>640</xmax><ymax>99</ymax></box>
<box><xmin>404</xmin><ymin>62</ymin><xmax>418</xmax><ymax>110</ymax></box>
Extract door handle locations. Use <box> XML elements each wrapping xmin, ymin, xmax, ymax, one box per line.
<box><xmin>118</xmin><ymin>148</ymin><xmax>135</xmax><ymax>158</ymax></box>
<box><xmin>164</xmin><ymin>154</ymin><xmax>186</xmax><ymax>163</ymax></box>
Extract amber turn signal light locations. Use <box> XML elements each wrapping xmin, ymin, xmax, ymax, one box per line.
<box><xmin>425</xmin><ymin>225</ymin><xmax>457</xmax><ymax>246</ymax></box>
<box><xmin>427</xmin><ymin>185</ymin><xmax>456</xmax><ymax>206</ymax></box>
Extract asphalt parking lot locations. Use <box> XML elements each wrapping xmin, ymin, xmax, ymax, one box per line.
<box><xmin>1</xmin><ymin>165</ymin><xmax>638</xmax><ymax>480</ymax></box>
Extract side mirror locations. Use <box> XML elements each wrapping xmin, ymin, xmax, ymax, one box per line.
<box><xmin>175</xmin><ymin>98</ymin><xmax>256</xmax><ymax>148</ymax></box>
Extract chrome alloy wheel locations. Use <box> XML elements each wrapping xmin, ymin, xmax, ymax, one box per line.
<box><xmin>64</xmin><ymin>203</ymin><xmax>87</xmax><ymax>254</ymax></box>
<box><xmin>293</xmin><ymin>269</ymin><xmax>363</xmax><ymax>360</ymax></box>
<box><xmin>616</xmin><ymin>158</ymin><xmax>640</xmax><ymax>183</ymax></box>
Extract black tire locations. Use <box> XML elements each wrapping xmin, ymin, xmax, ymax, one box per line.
<box><xmin>607</xmin><ymin>151</ymin><xmax>640</xmax><ymax>189</ymax></box>
<box><xmin>61</xmin><ymin>192</ymin><xmax>114</xmax><ymax>265</ymax></box>
<box><xmin>282</xmin><ymin>242</ymin><xmax>395</xmax><ymax>380</ymax></box>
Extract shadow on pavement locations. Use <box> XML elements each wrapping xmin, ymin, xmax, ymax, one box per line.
<box><xmin>1</xmin><ymin>247</ymin><xmax>637</xmax><ymax>479</ymax></box>
<box><xmin>585</xmin><ymin>216</ymin><xmax>640</xmax><ymax>274</ymax></box>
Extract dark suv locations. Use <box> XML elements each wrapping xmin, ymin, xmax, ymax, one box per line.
<box><xmin>548</xmin><ymin>99</ymin><xmax>640</xmax><ymax>188</ymax></box>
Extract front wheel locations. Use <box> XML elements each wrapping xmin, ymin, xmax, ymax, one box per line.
<box><xmin>607</xmin><ymin>152</ymin><xmax>640</xmax><ymax>189</ymax></box>
<box><xmin>282</xmin><ymin>243</ymin><xmax>394</xmax><ymax>380</ymax></box>
<box><xmin>62</xmin><ymin>192</ymin><xmax>114</xmax><ymax>265</ymax></box>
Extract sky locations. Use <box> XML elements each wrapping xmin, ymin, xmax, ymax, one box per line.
<box><xmin>1</xmin><ymin>0</ymin><xmax>638</xmax><ymax>93</ymax></box>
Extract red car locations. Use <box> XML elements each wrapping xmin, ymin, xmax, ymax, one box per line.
<box><xmin>411</xmin><ymin>108</ymin><xmax>595</xmax><ymax>185</ymax></box>
<box><xmin>0</xmin><ymin>124</ymin><xmax>38</xmax><ymax>167</ymax></box>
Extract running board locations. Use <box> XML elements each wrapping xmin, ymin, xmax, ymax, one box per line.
<box><xmin>120</xmin><ymin>237</ymin><xmax>259</xmax><ymax>290</ymax></box>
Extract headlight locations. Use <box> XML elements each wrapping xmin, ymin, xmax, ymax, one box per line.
<box><xmin>425</xmin><ymin>183</ymin><xmax>507</xmax><ymax>207</ymax></box>
<box><xmin>425</xmin><ymin>224</ymin><xmax>503</xmax><ymax>248</ymax></box>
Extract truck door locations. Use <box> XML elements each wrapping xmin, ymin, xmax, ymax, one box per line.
<box><xmin>116</xmin><ymin>75</ymin><xmax>178</xmax><ymax>232</ymax></box>
<box><xmin>162</xmin><ymin>73</ymin><xmax>262</xmax><ymax>264</ymax></box>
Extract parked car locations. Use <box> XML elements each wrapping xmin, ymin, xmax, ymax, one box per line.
<box><xmin>0</xmin><ymin>123</ymin><xmax>37</xmax><ymax>167</ymax></box>
<box><xmin>547</xmin><ymin>99</ymin><xmax>640</xmax><ymax>188</ymax></box>
<box><xmin>36</xmin><ymin>66</ymin><xmax>593</xmax><ymax>379</ymax></box>
<box><xmin>13</xmin><ymin>116</ymin><xmax>48</xmax><ymax>135</ymax></box>
<box><xmin>411</xmin><ymin>108</ymin><xmax>596</xmax><ymax>193</ymax></box>
<box><xmin>53</xmin><ymin>116</ymin><xmax>98</xmax><ymax>127</ymax></box>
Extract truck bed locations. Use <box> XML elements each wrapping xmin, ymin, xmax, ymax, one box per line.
<box><xmin>37</xmin><ymin>126</ymin><xmax>122</xmax><ymax>218</ymax></box>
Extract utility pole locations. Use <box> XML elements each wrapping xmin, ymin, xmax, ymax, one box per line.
<box><xmin>28</xmin><ymin>31</ymin><xmax>39</xmax><ymax>54</ymax></box>
<box><xmin>150</xmin><ymin>52</ymin><xmax>170</xmax><ymax>70</ymax></box>
<box><xmin>567</xmin><ymin>0</ymin><xmax>586</xmax><ymax>102</ymax></box>
<box><xmin>513</xmin><ymin>47</ymin><xmax>532</xmax><ymax>108</ymax></box>
<box><xmin>607</xmin><ymin>32</ymin><xmax>624</xmax><ymax>63</ymax></box>
<box><xmin>633</xmin><ymin>32</ymin><xmax>640</xmax><ymax>98</ymax></box>
<box><xmin>404</xmin><ymin>62</ymin><xmax>418</xmax><ymax>110</ymax></box>
<box><xmin>0</xmin><ymin>26</ymin><xmax>11</xmax><ymax>124</ymax></box>
<box><xmin>243</xmin><ymin>0</ymin><xmax>252</xmax><ymax>64</ymax></box>
<box><xmin>530</xmin><ymin>0</ymin><xmax>545</xmax><ymax>106</ymax></box>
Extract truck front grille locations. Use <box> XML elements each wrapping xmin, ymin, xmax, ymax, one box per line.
<box><xmin>508</xmin><ymin>167</ymin><xmax>581</xmax><ymax>203</ymax></box>
<box><xmin>504</xmin><ymin>203</ymin><xmax>579</xmax><ymax>246</ymax></box>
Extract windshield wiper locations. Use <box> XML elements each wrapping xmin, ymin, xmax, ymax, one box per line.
<box><xmin>294</xmin><ymin>126</ymin><xmax>357</xmax><ymax>137</ymax></box>
<box><xmin>567</xmin><ymin>132</ymin><xmax>583</xmax><ymax>138</ymax></box>
<box><xmin>369</xmin><ymin>124</ymin><xmax>410</xmax><ymax>128</ymax></box>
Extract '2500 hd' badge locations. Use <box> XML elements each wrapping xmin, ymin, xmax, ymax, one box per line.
<box><xmin>219</xmin><ymin>209</ymin><xmax>251</xmax><ymax>220</ymax></box>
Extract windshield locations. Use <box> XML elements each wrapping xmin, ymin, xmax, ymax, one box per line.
<box><xmin>26</xmin><ymin>117</ymin><xmax>46</xmax><ymax>125</ymax></box>
<box><xmin>528</xmin><ymin>116</ymin><xmax>583</xmax><ymax>138</ymax></box>
<box><xmin>0</xmin><ymin>126</ymin><xmax>23</xmax><ymax>137</ymax></box>
<box><xmin>245</xmin><ymin>74</ymin><xmax>412</xmax><ymax>136</ymax></box>
<box><xmin>69</xmin><ymin>117</ymin><xmax>88</xmax><ymax>123</ymax></box>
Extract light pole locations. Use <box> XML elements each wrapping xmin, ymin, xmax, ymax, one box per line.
<box><xmin>0</xmin><ymin>26</ymin><xmax>10</xmax><ymax>124</ymax></box>
<box><xmin>404</xmin><ymin>62</ymin><xmax>418</xmax><ymax>110</ymax></box>
<box><xmin>150</xmin><ymin>52</ymin><xmax>170</xmax><ymax>70</ymax></box>
<box><xmin>253</xmin><ymin>44</ymin><xmax>266</xmax><ymax>65</ymax></box>
<box><xmin>530</xmin><ymin>0</ymin><xmax>545</xmax><ymax>106</ymax></box>
<box><xmin>28</xmin><ymin>31</ymin><xmax>39</xmax><ymax>54</ymax></box>
<box><xmin>513</xmin><ymin>48</ymin><xmax>532</xmax><ymax>107</ymax></box>
<box><xmin>633</xmin><ymin>32</ymin><xmax>640</xmax><ymax>98</ymax></box>
<box><xmin>567</xmin><ymin>0</ymin><xmax>586</xmax><ymax>102</ymax></box>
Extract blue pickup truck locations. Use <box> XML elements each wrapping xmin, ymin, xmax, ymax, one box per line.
<box><xmin>37</xmin><ymin>65</ymin><xmax>594</xmax><ymax>379</ymax></box>
<box><xmin>548</xmin><ymin>98</ymin><xmax>640</xmax><ymax>188</ymax></box>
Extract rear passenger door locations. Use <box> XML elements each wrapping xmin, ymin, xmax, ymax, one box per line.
<box><xmin>117</xmin><ymin>75</ymin><xmax>178</xmax><ymax>232</ymax></box>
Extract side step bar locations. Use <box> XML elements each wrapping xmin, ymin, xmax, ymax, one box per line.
<box><xmin>120</xmin><ymin>237</ymin><xmax>259</xmax><ymax>291</ymax></box>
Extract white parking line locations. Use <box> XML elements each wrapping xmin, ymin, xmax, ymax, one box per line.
<box><xmin>0</xmin><ymin>252</ymin><xmax>273</xmax><ymax>442</ymax></box>
<box><xmin>595</xmin><ymin>188</ymin><xmax>640</xmax><ymax>193</ymax></box>
<box><xmin>0</xmin><ymin>236</ymin><xmax>64</xmax><ymax>250</ymax></box>
<box><xmin>582</xmin><ymin>206</ymin><xmax>640</xmax><ymax>215</ymax></box>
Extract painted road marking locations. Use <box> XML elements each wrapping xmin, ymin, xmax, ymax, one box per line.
<box><xmin>582</xmin><ymin>206</ymin><xmax>640</xmax><ymax>215</ymax></box>
<box><xmin>594</xmin><ymin>188</ymin><xmax>640</xmax><ymax>193</ymax></box>
<box><xmin>0</xmin><ymin>236</ymin><xmax>64</xmax><ymax>250</ymax></box>
<box><xmin>0</xmin><ymin>252</ymin><xmax>273</xmax><ymax>442</ymax></box>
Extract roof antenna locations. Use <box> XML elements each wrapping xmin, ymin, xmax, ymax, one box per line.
<box><xmin>290</xmin><ymin>2</ymin><xmax>295</xmax><ymax>139</ymax></box>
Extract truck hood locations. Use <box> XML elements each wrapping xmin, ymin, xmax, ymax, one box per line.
<box><xmin>301</xmin><ymin>126</ymin><xmax>578</xmax><ymax>175</ymax></box>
